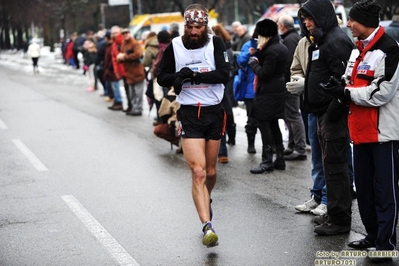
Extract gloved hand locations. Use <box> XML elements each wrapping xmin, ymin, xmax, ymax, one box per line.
<box><xmin>177</xmin><ymin>67</ymin><xmax>193</xmax><ymax>79</ymax></box>
<box><xmin>173</xmin><ymin>77</ymin><xmax>191</xmax><ymax>95</ymax></box>
<box><xmin>286</xmin><ymin>76</ymin><xmax>305</xmax><ymax>94</ymax></box>
<box><xmin>326</xmin><ymin>98</ymin><xmax>349</xmax><ymax>121</ymax></box>
<box><xmin>191</xmin><ymin>72</ymin><xmax>201</xmax><ymax>85</ymax></box>
<box><xmin>318</xmin><ymin>76</ymin><xmax>350</xmax><ymax>102</ymax></box>
<box><xmin>248</xmin><ymin>57</ymin><xmax>258</xmax><ymax>68</ymax></box>
<box><xmin>173</xmin><ymin>77</ymin><xmax>183</xmax><ymax>95</ymax></box>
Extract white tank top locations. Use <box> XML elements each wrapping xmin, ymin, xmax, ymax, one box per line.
<box><xmin>172</xmin><ymin>35</ymin><xmax>224</xmax><ymax>106</ymax></box>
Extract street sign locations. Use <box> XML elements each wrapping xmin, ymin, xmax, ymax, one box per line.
<box><xmin>108</xmin><ymin>0</ymin><xmax>129</xmax><ymax>6</ymax></box>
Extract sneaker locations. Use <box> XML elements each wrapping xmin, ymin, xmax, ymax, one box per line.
<box><xmin>294</xmin><ymin>196</ymin><xmax>319</xmax><ymax>212</ymax></box>
<box><xmin>310</xmin><ymin>204</ymin><xmax>327</xmax><ymax>216</ymax></box>
<box><xmin>86</xmin><ymin>86</ymin><xmax>95</xmax><ymax>92</ymax></box>
<box><xmin>202</xmin><ymin>222</ymin><xmax>219</xmax><ymax>248</ymax></box>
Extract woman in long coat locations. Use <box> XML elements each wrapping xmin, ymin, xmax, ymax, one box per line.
<box><xmin>248</xmin><ymin>19</ymin><xmax>289</xmax><ymax>173</ymax></box>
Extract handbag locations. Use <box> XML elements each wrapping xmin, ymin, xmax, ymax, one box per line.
<box><xmin>153</xmin><ymin>78</ymin><xmax>164</xmax><ymax>101</ymax></box>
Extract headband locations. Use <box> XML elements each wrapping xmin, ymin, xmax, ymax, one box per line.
<box><xmin>184</xmin><ymin>9</ymin><xmax>209</xmax><ymax>25</ymax></box>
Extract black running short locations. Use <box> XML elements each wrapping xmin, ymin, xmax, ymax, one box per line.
<box><xmin>177</xmin><ymin>103</ymin><xmax>226</xmax><ymax>140</ymax></box>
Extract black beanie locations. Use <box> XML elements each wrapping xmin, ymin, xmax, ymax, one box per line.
<box><xmin>253</xmin><ymin>19</ymin><xmax>277</xmax><ymax>38</ymax></box>
<box><xmin>349</xmin><ymin>0</ymin><xmax>381</xmax><ymax>28</ymax></box>
<box><xmin>157</xmin><ymin>30</ymin><xmax>171</xmax><ymax>44</ymax></box>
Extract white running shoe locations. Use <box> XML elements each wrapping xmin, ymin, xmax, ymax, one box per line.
<box><xmin>310</xmin><ymin>203</ymin><xmax>327</xmax><ymax>216</ymax></box>
<box><xmin>294</xmin><ymin>196</ymin><xmax>319</xmax><ymax>212</ymax></box>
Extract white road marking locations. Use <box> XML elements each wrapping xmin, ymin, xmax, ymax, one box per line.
<box><xmin>11</xmin><ymin>139</ymin><xmax>48</xmax><ymax>171</ymax></box>
<box><xmin>0</xmin><ymin>118</ymin><xmax>8</xmax><ymax>129</ymax></box>
<box><xmin>61</xmin><ymin>195</ymin><xmax>140</xmax><ymax>266</ymax></box>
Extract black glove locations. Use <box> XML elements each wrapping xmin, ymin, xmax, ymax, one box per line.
<box><xmin>173</xmin><ymin>77</ymin><xmax>183</xmax><ymax>95</ymax></box>
<box><xmin>326</xmin><ymin>99</ymin><xmax>349</xmax><ymax>121</ymax></box>
<box><xmin>248</xmin><ymin>57</ymin><xmax>258</xmax><ymax>68</ymax></box>
<box><xmin>191</xmin><ymin>72</ymin><xmax>202</xmax><ymax>85</ymax></box>
<box><xmin>177</xmin><ymin>67</ymin><xmax>193</xmax><ymax>79</ymax></box>
<box><xmin>173</xmin><ymin>77</ymin><xmax>191</xmax><ymax>95</ymax></box>
<box><xmin>318</xmin><ymin>76</ymin><xmax>350</xmax><ymax>102</ymax></box>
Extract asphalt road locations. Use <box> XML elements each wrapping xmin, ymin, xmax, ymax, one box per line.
<box><xmin>0</xmin><ymin>50</ymin><xmax>397</xmax><ymax>266</ymax></box>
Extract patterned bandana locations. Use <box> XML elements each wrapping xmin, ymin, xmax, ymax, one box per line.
<box><xmin>184</xmin><ymin>9</ymin><xmax>208</xmax><ymax>26</ymax></box>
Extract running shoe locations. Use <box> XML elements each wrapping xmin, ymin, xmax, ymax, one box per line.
<box><xmin>294</xmin><ymin>195</ymin><xmax>319</xmax><ymax>212</ymax></box>
<box><xmin>202</xmin><ymin>222</ymin><xmax>219</xmax><ymax>248</ymax></box>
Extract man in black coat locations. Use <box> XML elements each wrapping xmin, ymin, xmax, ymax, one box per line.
<box><xmin>299</xmin><ymin>0</ymin><xmax>354</xmax><ymax>236</ymax></box>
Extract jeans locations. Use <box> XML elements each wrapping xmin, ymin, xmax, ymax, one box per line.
<box><xmin>218</xmin><ymin>134</ymin><xmax>228</xmax><ymax>157</ymax></box>
<box><xmin>111</xmin><ymin>80</ymin><xmax>123</xmax><ymax>104</ymax></box>
<box><xmin>308</xmin><ymin>113</ymin><xmax>327</xmax><ymax>205</ymax></box>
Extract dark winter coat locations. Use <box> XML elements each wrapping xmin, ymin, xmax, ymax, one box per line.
<box><xmin>249</xmin><ymin>35</ymin><xmax>288</xmax><ymax>122</ymax></box>
<box><xmin>299</xmin><ymin>0</ymin><xmax>354</xmax><ymax>115</ymax></box>
<box><xmin>280</xmin><ymin>28</ymin><xmax>301</xmax><ymax>82</ymax></box>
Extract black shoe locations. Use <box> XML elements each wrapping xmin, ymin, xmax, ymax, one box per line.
<box><xmin>247</xmin><ymin>146</ymin><xmax>256</xmax><ymax>154</ymax></box>
<box><xmin>284</xmin><ymin>147</ymin><xmax>293</xmax><ymax>155</ymax></box>
<box><xmin>348</xmin><ymin>238</ymin><xmax>375</xmax><ymax>249</ymax></box>
<box><xmin>126</xmin><ymin>111</ymin><xmax>142</xmax><ymax>116</ymax></box>
<box><xmin>284</xmin><ymin>151</ymin><xmax>307</xmax><ymax>161</ymax></box>
<box><xmin>273</xmin><ymin>160</ymin><xmax>286</xmax><ymax>170</ymax></box>
<box><xmin>123</xmin><ymin>107</ymin><xmax>132</xmax><ymax>113</ymax></box>
<box><xmin>313</xmin><ymin>215</ymin><xmax>328</xmax><ymax>225</ymax></box>
<box><xmin>227</xmin><ymin>138</ymin><xmax>235</xmax><ymax>145</ymax></box>
<box><xmin>250</xmin><ymin>163</ymin><xmax>273</xmax><ymax>174</ymax></box>
<box><xmin>314</xmin><ymin>223</ymin><xmax>350</xmax><ymax>235</ymax></box>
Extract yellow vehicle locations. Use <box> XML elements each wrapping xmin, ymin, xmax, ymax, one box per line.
<box><xmin>128</xmin><ymin>10</ymin><xmax>218</xmax><ymax>40</ymax></box>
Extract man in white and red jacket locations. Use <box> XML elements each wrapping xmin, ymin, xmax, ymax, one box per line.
<box><xmin>320</xmin><ymin>0</ymin><xmax>399</xmax><ymax>262</ymax></box>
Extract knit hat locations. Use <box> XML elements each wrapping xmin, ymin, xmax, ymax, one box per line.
<box><xmin>252</xmin><ymin>19</ymin><xmax>278</xmax><ymax>38</ymax></box>
<box><xmin>349</xmin><ymin>0</ymin><xmax>381</xmax><ymax>28</ymax></box>
<box><xmin>157</xmin><ymin>30</ymin><xmax>171</xmax><ymax>44</ymax></box>
<box><xmin>105</xmin><ymin>30</ymin><xmax>111</xmax><ymax>39</ymax></box>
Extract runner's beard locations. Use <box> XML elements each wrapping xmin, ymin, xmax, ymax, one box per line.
<box><xmin>182</xmin><ymin>27</ymin><xmax>209</xmax><ymax>49</ymax></box>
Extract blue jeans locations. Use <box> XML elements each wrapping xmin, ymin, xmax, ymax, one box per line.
<box><xmin>218</xmin><ymin>134</ymin><xmax>228</xmax><ymax>157</ymax></box>
<box><xmin>308</xmin><ymin>113</ymin><xmax>327</xmax><ymax>205</ymax></box>
<box><xmin>111</xmin><ymin>80</ymin><xmax>122</xmax><ymax>104</ymax></box>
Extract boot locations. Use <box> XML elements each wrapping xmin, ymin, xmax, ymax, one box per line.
<box><xmin>273</xmin><ymin>144</ymin><xmax>286</xmax><ymax>170</ymax></box>
<box><xmin>250</xmin><ymin>146</ymin><xmax>274</xmax><ymax>174</ymax></box>
<box><xmin>227</xmin><ymin>123</ymin><xmax>236</xmax><ymax>145</ymax></box>
<box><xmin>247</xmin><ymin>134</ymin><xmax>256</xmax><ymax>154</ymax></box>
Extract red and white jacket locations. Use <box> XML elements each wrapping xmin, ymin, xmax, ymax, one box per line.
<box><xmin>344</xmin><ymin>27</ymin><xmax>399</xmax><ymax>145</ymax></box>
